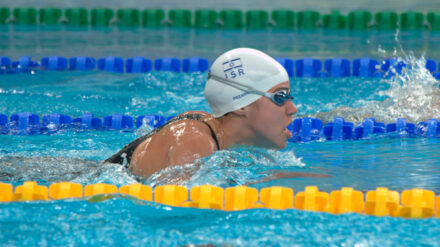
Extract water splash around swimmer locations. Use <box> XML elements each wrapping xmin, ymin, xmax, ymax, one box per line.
<box><xmin>370</xmin><ymin>30</ymin><xmax>440</xmax><ymax>123</ymax></box>
<box><xmin>314</xmin><ymin>31</ymin><xmax>440</xmax><ymax>124</ymax></box>
<box><xmin>144</xmin><ymin>147</ymin><xmax>305</xmax><ymax>188</ymax></box>
<box><xmin>372</xmin><ymin>52</ymin><xmax>440</xmax><ymax>123</ymax></box>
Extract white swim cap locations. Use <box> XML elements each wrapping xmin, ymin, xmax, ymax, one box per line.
<box><xmin>204</xmin><ymin>48</ymin><xmax>289</xmax><ymax>117</ymax></box>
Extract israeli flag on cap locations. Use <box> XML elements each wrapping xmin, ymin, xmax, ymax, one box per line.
<box><xmin>222</xmin><ymin>58</ymin><xmax>245</xmax><ymax>79</ymax></box>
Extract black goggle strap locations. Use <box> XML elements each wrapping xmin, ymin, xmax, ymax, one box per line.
<box><xmin>209</xmin><ymin>73</ymin><xmax>293</xmax><ymax>105</ymax></box>
<box><xmin>208</xmin><ymin>73</ymin><xmax>269</xmax><ymax>97</ymax></box>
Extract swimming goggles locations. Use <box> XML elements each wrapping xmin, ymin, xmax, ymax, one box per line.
<box><xmin>208</xmin><ymin>73</ymin><xmax>294</xmax><ymax>106</ymax></box>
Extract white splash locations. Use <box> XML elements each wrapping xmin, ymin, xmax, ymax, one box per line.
<box><xmin>363</xmin><ymin>30</ymin><xmax>440</xmax><ymax>123</ymax></box>
<box><xmin>314</xmin><ymin>52</ymin><xmax>440</xmax><ymax>124</ymax></box>
<box><xmin>371</xmin><ymin>54</ymin><xmax>440</xmax><ymax>123</ymax></box>
<box><xmin>134</xmin><ymin>117</ymin><xmax>155</xmax><ymax>137</ymax></box>
<box><xmin>144</xmin><ymin>147</ymin><xmax>305</xmax><ymax>188</ymax></box>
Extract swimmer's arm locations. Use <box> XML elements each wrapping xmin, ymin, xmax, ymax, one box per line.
<box><xmin>246</xmin><ymin>170</ymin><xmax>331</xmax><ymax>185</ymax></box>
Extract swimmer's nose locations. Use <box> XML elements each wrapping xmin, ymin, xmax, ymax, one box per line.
<box><xmin>286</xmin><ymin>100</ymin><xmax>298</xmax><ymax>116</ymax></box>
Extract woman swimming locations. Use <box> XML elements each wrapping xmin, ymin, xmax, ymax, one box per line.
<box><xmin>106</xmin><ymin>48</ymin><xmax>328</xmax><ymax>180</ymax></box>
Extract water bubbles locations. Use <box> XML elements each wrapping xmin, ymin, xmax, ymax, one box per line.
<box><xmin>372</xmin><ymin>54</ymin><xmax>440</xmax><ymax>123</ymax></box>
<box><xmin>377</xmin><ymin>45</ymin><xmax>386</xmax><ymax>55</ymax></box>
<box><xmin>313</xmin><ymin>54</ymin><xmax>440</xmax><ymax>124</ymax></box>
<box><xmin>135</xmin><ymin>118</ymin><xmax>154</xmax><ymax>137</ymax></box>
<box><xmin>0</xmin><ymin>156</ymin><xmax>103</xmax><ymax>183</ymax></box>
<box><xmin>144</xmin><ymin>147</ymin><xmax>305</xmax><ymax>188</ymax></box>
<box><xmin>46</xmin><ymin>123</ymin><xmax>57</xmax><ymax>130</ymax></box>
<box><xmin>394</xmin><ymin>29</ymin><xmax>400</xmax><ymax>42</ymax></box>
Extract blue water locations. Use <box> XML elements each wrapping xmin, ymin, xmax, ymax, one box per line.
<box><xmin>1</xmin><ymin>27</ymin><xmax>440</xmax><ymax>245</ymax></box>
<box><xmin>0</xmin><ymin>71</ymin><xmax>389</xmax><ymax>117</ymax></box>
<box><xmin>1</xmin><ymin>198</ymin><xmax>440</xmax><ymax>246</ymax></box>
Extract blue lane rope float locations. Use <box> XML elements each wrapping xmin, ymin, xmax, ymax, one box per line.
<box><xmin>103</xmin><ymin>114</ymin><xmax>133</xmax><ymax>130</ymax></box>
<box><xmin>275</xmin><ymin>58</ymin><xmax>294</xmax><ymax>77</ymax></box>
<box><xmin>72</xmin><ymin>113</ymin><xmax>102</xmax><ymax>130</ymax></box>
<box><xmin>9</xmin><ymin>113</ymin><xmax>41</xmax><ymax>135</ymax></box>
<box><xmin>426</xmin><ymin>59</ymin><xmax>436</xmax><ymax>74</ymax></box>
<box><xmin>381</xmin><ymin>59</ymin><xmax>407</xmax><ymax>78</ymax></box>
<box><xmin>1</xmin><ymin>112</ymin><xmax>439</xmax><ymax>140</ymax></box>
<box><xmin>323</xmin><ymin>117</ymin><xmax>355</xmax><ymax>141</ymax></box>
<box><xmin>41</xmin><ymin>56</ymin><xmax>68</xmax><ymax>71</ymax></box>
<box><xmin>0</xmin><ymin>113</ymin><xmax>7</xmax><ymax>134</ymax></box>
<box><xmin>295</xmin><ymin>58</ymin><xmax>323</xmax><ymax>77</ymax></box>
<box><xmin>154</xmin><ymin>57</ymin><xmax>181</xmax><ymax>73</ymax></box>
<box><xmin>126</xmin><ymin>56</ymin><xmax>152</xmax><ymax>73</ymax></box>
<box><xmin>354</xmin><ymin>118</ymin><xmax>386</xmax><ymax>140</ymax></box>
<box><xmin>324</xmin><ymin>58</ymin><xmax>351</xmax><ymax>77</ymax></box>
<box><xmin>97</xmin><ymin>56</ymin><xmax>124</xmax><ymax>73</ymax></box>
<box><xmin>136</xmin><ymin>114</ymin><xmax>165</xmax><ymax>129</ymax></box>
<box><xmin>386</xmin><ymin>118</ymin><xmax>416</xmax><ymax>136</ymax></box>
<box><xmin>182</xmin><ymin>57</ymin><xmax>209</xmax><ymax>73</ymax></box>
<box><xmin>12</xmin><ymin>56</ymin><xmax>39</xmax><ymax>71</ymax></box>
<box><xmin>0</xmin><ymin>56</ymin><xmax>439</xmax><ymax>78</ymax></box>
<box><xmin>417</xmin><ymin>119</ymin><xmax>440</xmax><ymax>137</ymax></box>
<box><xmin>0</xmin><ymin>57</ymin><xmax>11</xmax><ymax>68</ymax></box>
<box><xmin>69</xmin><ymin>56</ymin><xmax>96</xmax><ymax>71</ymax></box>
<box><xmin>41</xmin><ymin>113</ymin><xmax>72</xmax><ymax>133</ymax></box>
<box><xmin>288</xmin><ymin>117</ymin><xmax>322</xmax><ymax>142</ymax></box>
<box><xmin>353</xmin><ymin>57</ymin><xmax>380</xmax><ymax>77</ymax></box>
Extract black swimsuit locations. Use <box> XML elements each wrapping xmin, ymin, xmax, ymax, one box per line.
<box><xmin>104</xmin><ymin>114</ymin><xmax>220</xmax><ymax>166</ymax></box>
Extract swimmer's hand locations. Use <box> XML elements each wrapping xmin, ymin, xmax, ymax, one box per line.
<box><xmin>246</xmin><ymin>170</ymin><xmax>331</xmax><ymax>185</ymax></box>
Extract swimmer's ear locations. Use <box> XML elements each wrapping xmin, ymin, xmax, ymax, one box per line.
<box><xmin>232</xmin><ymin>107</ymin><xmax>248</xmax><ymax>117</ymax></box>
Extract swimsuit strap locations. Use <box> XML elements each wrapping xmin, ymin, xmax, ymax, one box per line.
<box><xmin>104</xmin><ymin>113</ymin><xmax>220</xmax><ymax>166</ymax></box>
<box><xmin>200</xmin><ymin>121</ymin><xmax>220</xmax><ymax>150</ymax></box>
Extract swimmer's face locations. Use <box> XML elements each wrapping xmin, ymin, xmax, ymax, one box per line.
<box><xmin>246</xmin><ymin>81</ymin><xmax>297</xmax><ymax>149</ymax></box>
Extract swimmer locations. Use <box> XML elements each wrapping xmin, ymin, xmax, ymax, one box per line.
<box><xmin>106</xmin><ymin>48</ymin><xmax>328</xmax><ymax>180</ymax></box>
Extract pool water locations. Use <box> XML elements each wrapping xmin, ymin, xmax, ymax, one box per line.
<box><xmin>1</xmin><ymin>58</ymin><xmax>440</xmax><ymax>246</ymax></box>
<box><xmin>2</xmin><ymin>198</ymin><xmax>440</xmax><ymax>246</ymax></box>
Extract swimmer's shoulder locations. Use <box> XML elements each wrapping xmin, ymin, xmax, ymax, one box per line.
<box><xmin>161</xmin><ymin>112</ymin><xmax>218</xmax><ymax>157</ymax></box>
<box><xmin>130</xmin><ymin>111</ymin><xmax>218</xmax><ymax>176</ymax></box>
<box><xmin>165</xmin><ymin>114</ymin><xmax>215</xmax><ymax>140</ymax></box>
<box><xmin>144</xmin><ymin>110</ymin><xmax>217</xmax><ymax>149</ymax></box>
<box><xmin>166</xmin><ymin>123</ymin><xmax>219</xmax><ymax>165</ymax></box>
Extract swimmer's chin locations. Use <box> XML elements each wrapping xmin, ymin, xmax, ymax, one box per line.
<box><xmin>276</xmin><ymin>142</ymin><xmax>288</xmax><ymax>150</ymax></box>
<box><xmin>276</xmin><ymin>132</ymin><xmax>292</xmax><ymax>149</ymax></box>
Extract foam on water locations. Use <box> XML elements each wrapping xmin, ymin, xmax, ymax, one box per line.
<box><xmin>373</xmin><ymin>46</ymin><xmax>440</xmax><ymax>123</ymax></box>
<box><xmin>313</xmin><ymin>33</ymin><xmax>440</xmax><ymax>124</ymax></box>
<box><xmin>145</xmin><ymin>147</ymin><xmax>305</xmax><ymax>187</ymax></box>
<box><xmin>0</xmin><ymin>133</ymin><xmax>306</xmax><ymax>187</ymax></box>
<box><xmin>2</xmin><ymin>196</ymin><xmax>440</xmax><ymax>247</ymax></box>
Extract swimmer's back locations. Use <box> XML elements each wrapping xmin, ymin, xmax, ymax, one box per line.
<box><xmin>106</xmin><ymin>111</ymin><xmax>219</xmax><ymax>177</ymax></box>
